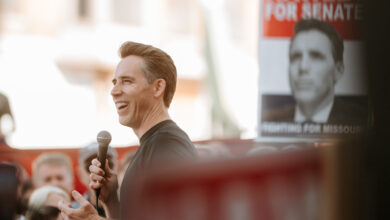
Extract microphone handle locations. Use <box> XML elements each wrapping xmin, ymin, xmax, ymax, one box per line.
<box><xmin>98</xmin><ymin>145</ymin><xmax>107</xmax><ymax>172</ymax></box>
<box><xmin>96</xmin><ymin>145</ymin><xmax>108</xmax><ymax>211</ymax></box>
<box><xmin>96</xmin><ymin>188</ymin><xmax>101</xmax><ymax>205</ymax></box>
<box><xmin>95</xmin><ymin>188</ymin><xmax>105</xmax><ymax>216</ymax></box>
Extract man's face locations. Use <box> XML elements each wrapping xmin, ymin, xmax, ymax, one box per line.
<box><xmin>289</xmin><ymin>30</ymin><xmax>342</xmax><ymax>106</ymax></box>
<box><xmin>111</xmin><ymin>55</ymin><xmax>155</xmax><ymax>128</ymax></box>
<box><xmin>35</xmin><ymin>164</ymin><xmax>73</xmax><ymax>194</ymax></box>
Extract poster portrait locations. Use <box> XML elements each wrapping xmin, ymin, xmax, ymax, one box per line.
<box><xmin>258</xmin><ymin>0</ymin><xmax>369</xmax><ymax>140</ymax></box>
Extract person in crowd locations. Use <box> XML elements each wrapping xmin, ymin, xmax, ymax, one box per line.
<box><xmin>75</xmin><ymin>143</ymin><xmax>118</xmax><ymax>216</ymax></box>
<box><xmin>27</xmin><ymin>206</ymin><xmax>62</xmax><ymax>220</ymax></box>
<box><xmin>16</xmin><ymin>179</ymin><xmax>35</xmax><ymax>218</ymax></box>
<box><xmin>0</xmin><ymin>162</ymin><xmax>21</xmax><ymax>220</ymax></box>
<box><xmin>32</xmin><ymin>153</ymin><xmax>74</xmax><ymax>195</ymax></box>
<box><xmin>3</xmin><ymin>162</ymin><xmax>33</xmax><ymax>219</ymax></box>
<box><xmin>26</xmin><ymin>185</ymin><xmax>70</xmax><ymax>220</ymax></box>
<box><xmin>0</xmin><ymin>161</ymin><xmax>32</xmax><ymax>220</ymax></box>
<box><xmin>263</xmin><ymin>19</ymin><xmax>367</xmax><ymax>124</ymax></box>
<box><xmin>58</xmin><ymin>41</ymin><xmax>198</xmax><ymax>219</ymax></box>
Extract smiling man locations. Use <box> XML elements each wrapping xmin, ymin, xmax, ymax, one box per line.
<box><xmin>58</xmin><ymin>41</ymin><xmax>198</xmax><ymax>220</ymax></box>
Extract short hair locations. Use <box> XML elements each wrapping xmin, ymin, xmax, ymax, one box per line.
<box><xmin>27</xmin><ymin>206</ymin><xmax>61</xmax><ymax>220</ymax></box>
<box><xmin>119</xmin><ymin>41</ymin><xmax>177</xmax><ymax>107</ymax></box>
<box><xmin>291</xmin><ymin>19</ymin><xmax>344</xmax><ymax>63</ymax></box>
<box><xmin>32</xmin><ymin>153</ymin><xmax>73</xmax><ymax>183</ymax></box>
<box><xmin>26</xmin><ymin>186</ymin><xmax>69</xmax><ymax>219</ymax></box>
<box><xmin>27</xmin><ymin>186</ymin><xmax>70</xmax><ymax>210</ymax></box>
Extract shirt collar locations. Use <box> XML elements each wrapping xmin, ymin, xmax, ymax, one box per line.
<box><xmin>294</xmin><ymin>99</ymin><xmax>334</xmax><ymax>123</ymax></box>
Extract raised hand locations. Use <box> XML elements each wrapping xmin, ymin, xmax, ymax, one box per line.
<box><xmin>58</xmin><ymin>190</ymin><xmax>103</xmax><ymax>220</ymax></box>
<box><xmin>89</xmin><ymin>158</ymin><xmax>120</xmax><ymax>218</ymax></box>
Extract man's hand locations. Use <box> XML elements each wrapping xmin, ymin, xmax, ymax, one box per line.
<box><xmin>58</xmin><ymin>190</ymin><xmax>103</xmax><ymax>220</ymax></box>
<box><xmin>89</xmin><ymin>158</ymin><xmax>120</xmax><ymax>218</ymax></box>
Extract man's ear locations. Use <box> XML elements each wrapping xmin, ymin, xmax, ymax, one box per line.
<box><xmin>153</xmin><ymin>78</ymin><xmax>166</xmax><ymax>98</ymax></box>
<box><xmin>334</xmin><ymin>62</ymin><xmax>344</xmax><ymax>83</ymax></box>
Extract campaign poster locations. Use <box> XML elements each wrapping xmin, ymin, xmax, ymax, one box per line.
<box><xmin>258</xmin><ymin>0</ymin><xmax>368</xmax><ymax>140</ymax></box>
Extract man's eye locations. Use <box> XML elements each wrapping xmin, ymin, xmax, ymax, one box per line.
<box><xmin>290</xmin><ymin>53</ymin><xmax>301</xmax><ymax>62</ymax></box>
<box><xmin>310</xmin><ymin>51</ymin><xmax>325</xmax><ymax>60</ymax></box>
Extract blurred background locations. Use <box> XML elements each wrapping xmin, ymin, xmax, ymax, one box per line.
<box><xmin>0</xmin><ymin>0</ymin><xmax>259</xmax><ymax>148</ymax></box>
<box><xmin>1</xmin><ymin>1</ymin><xmax>389</xmax><ymax>219</ymax></box>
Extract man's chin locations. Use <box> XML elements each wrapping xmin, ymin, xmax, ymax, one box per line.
<box><xmin>119</xmin><ymin>118</ymin><xmax>134</xmax><ymax>128</ymax></box>
<box><xmin>293</xmin><ymin>94</ymin><xmax>318</xmax><ymax>105</ymax></box>
<box><xmin>119</xmin><ymin>118</ymin><xmax>130</xmax><ymax>126</ymax></box>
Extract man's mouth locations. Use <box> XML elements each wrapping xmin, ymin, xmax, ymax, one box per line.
<box><xmin>295</xmin><ymin>80</ymin><xmax>313</xmax><ymax>89</ymax></box>
<box><xmin>116</xmin><ymin>103</ymin><xmax>128</xmax><ymax>111</ymax></box>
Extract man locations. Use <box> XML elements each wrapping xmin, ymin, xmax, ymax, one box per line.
<box><xmin>262</xmin><ymin>19</ymin><xmax>366</xmax><ymax>124</ymax></box>
<box><xmin>75</xmin><ymin>143</ymin><xmax>118</xmax><ymax>216</ymax></box>
<box><xmin>58</xmin><ymin>41</ymin><xmax>198</xmax><ymax>219</ymax></box>
<box><xmin>32</xmin><ymin>152</ymin><xmax>74</xmax><ymax>195</ymax></box>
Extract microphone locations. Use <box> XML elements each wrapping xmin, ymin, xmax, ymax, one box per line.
<box><xmin>95</xmin><ymin>130</ymin><xmax>112</xmax><ymax>211</ymax></box>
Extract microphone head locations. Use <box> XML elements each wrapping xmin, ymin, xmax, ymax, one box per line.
<box><xmin>97</xmin><ymin>130</ymin><xmax>112</xmax><ymax>145</ymax></box>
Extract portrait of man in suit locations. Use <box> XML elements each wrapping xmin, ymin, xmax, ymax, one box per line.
<box><xmin>262</xmin><ymin>19</ymin><xmax>367</xmax><ymax>125</ymax></box>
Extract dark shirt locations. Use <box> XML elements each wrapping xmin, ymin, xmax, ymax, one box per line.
<box><xmin>120</xmin><ymin>119</ymin><xmax>197</xmax><ymax>219</ymax></box>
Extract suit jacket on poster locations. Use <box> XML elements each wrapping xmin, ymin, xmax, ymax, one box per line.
<box><xmin>261</xmin><ymin>96</ymin><xmax>368</xmax><ymax>125</ymax></box>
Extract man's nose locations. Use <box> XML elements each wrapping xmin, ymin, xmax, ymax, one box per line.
<box><xmin>49</xmin><ymin>179</ymin><xmax>62</xmax><ymax>188</ymax></box>
<box><xmin>298</xmin><ymin>55</ymin><xmax>310</xmax><ymax>74</ymax></box>
<box><xmin>111</xmin><ymin>84</ymin><xmax>122</xmax><ymax>96</ymax></box>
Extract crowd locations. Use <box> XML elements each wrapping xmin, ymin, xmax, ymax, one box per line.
<box><xmin>0</xmin><ymin>143</ymin><xmax>131</xmax><ymax>220</ymax></box>
<box><xmin>1</xmin><ymin>140</ymin><xmax>307</xmax><ymax>219</ymax></box>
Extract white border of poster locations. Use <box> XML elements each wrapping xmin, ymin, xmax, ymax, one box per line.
<box><xmin>257</xmin><ymin>0</ymin><xmax>368</xmax><ymax>142</ymax></box>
